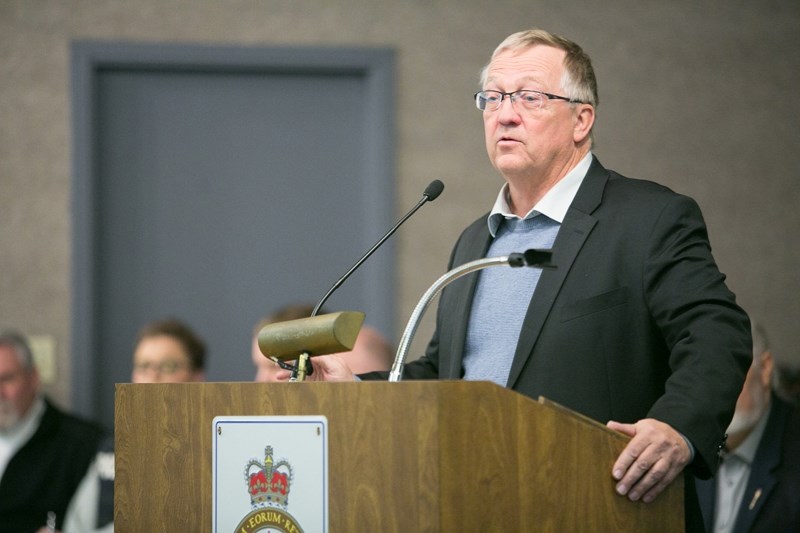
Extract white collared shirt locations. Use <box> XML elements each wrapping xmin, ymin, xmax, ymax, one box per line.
<box><xmin>487</xmin><ymin>152</ymin><xmax>593</xmax><ymax>236</ymax></box>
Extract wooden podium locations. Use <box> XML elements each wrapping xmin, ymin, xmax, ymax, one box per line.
<box><xmin>114</xmin><ymin>381</ymin><xmax>683</xmax><ymax>531</ymax></box>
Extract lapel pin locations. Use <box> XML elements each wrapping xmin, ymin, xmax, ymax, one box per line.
<box><xmin>748</xmin><ymin>488</ymin><xmax>762</xmax><ymax>510</ymax></box>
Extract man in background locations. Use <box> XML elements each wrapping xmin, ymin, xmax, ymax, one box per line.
<box><xmin>773</xmin><ymin>358</ymin><xmax>800</xmax><ymax>407</ymax></box>
<box><xmin>64</xmin><ymin>318</ymin><xmax>207</xmax><ymax>533</ymax></box>
<box><xmin>695</xmin><ymin>322</ymin><xmax>800</xmax><ymax>532</ymax></box>
<box><xmin>0</xmin><ymin>330</ymin><xmax>105</xmax><ymax>533</ymax></box>
<box><xmin>252</xmin><ymin>303</ymin><xmax>393</xmax><ymax>382</ymax></box>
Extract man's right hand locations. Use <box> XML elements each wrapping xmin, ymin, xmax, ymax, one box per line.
<box><xmin>273</xmin><ymin>354</ymin><xmax>356</xmax><ymax>382</ymax></box>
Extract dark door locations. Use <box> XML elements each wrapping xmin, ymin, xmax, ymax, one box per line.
<box><xmin>71</xmin><ymin>42</ymin><xmax>395</xmax><ymax>430</ymax></box>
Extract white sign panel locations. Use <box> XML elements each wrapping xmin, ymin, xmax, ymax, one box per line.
<box><xmin>212</xmin><ymin>416</ymin><xmax>328</xmax><ymax>533</ymax></box>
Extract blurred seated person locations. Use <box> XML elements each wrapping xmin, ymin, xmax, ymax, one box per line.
<box><xmin>131</xmin><ymin>318</ymin><xmax>207</xmax><ymax>383</ymax></box>
<box><xmin>63</xmin><ymin>318</ymin><xmax>207</xmax><ymax>533</ymax></box>
<box><xmin>0</xmin><ymin>330</ymin><xmax>105</xmax><ymax>533</ymax></box>
<box><xmin>251</xmin><ymin>304</ymin><xmax>394</xmax><ymax>382</ymax></box>
<box><xmin>773</xmin><ymin>358</ymin><xmax>800</xmax><ymax>407</ymax></box>
<box><xmin>695</xmin><ymin>322</ymin><xmax>800</xmax><ymax>532</ymax></box>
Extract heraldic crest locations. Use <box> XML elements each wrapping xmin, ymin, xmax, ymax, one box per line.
<box><xmin>244</xmin><ymin>445</ymin><xmax>294</xmax><ymax>509</ymax></box>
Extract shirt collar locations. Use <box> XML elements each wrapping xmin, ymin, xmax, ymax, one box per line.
<box><xmin>487</xmin><ymin>152</ymin><xmax>593</xmax><ymax>237</ymax></box>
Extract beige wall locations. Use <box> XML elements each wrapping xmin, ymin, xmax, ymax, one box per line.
<box><xmin>2</xmin><ymin>0</ymin><xmax>799</xmax><ymax>408</ymax></box>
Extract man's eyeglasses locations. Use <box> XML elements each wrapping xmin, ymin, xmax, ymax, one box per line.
<box><xmin>474</xmin><ymin>89</ymin><xmax>586</xmax><ymax>112</ymax></box>
<box><xmin>132</xmin><ymin>360</ymin><xmax>190</xmax><ymax>375</ymax></box>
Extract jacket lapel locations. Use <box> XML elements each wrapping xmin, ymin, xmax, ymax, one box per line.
<box><xmin>733</xmin><ymin>399</ymin><xmax>787</xmax><ymax>533</ymax></box>
<box><xmin>694</xmin><ymin>476</ymin><xmax>716</xmax><ymax>532</ymax></box>
<box><xmin>506</xmin><ymin>157</ymin><xmax>608</xmax><ymax>388</ymax></box>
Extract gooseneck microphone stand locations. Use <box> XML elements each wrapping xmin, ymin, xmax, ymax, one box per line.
<box><xmin>388</xmin><ymin>249</ymin><xmax>554</xmax><ymax>382</ymax></box>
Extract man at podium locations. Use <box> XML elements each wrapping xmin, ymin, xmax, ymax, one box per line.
<box><xmin>292</xmin><ymin>28</ymin><xmax>751</xmax><ymax>532</ymax></box>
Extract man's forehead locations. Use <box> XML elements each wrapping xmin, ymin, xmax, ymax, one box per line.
<box><xmin>486</xmin><ymin>73</ymin><xmax>540</xmax><ymax>84</ymax></box>
<box><xmin>486</xmin><ymin>46</ymin><xmax>565</xmax><ymax>82</ymax></box>
<box><xmin>0</xmin><ymin>345</ymin><xmax>23</xmax><ymax>367</ymax></box>
<box><xmin>135</xmin><ymin>351</ymin><xmax>189</xmax><ymax>362</ymax></box>
<box><xmin>135</xmin><ymin>336</ymin><xmax>187</xmax><ymax>355</ymax></box>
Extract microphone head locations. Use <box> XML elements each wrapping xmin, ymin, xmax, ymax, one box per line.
<box><xmin>258</xmin><ymin>311</ymin><xmax>365</xmax><ymax>360</ymax></box>
<box><xmin>506</xmin><ymin>253</ymin><xmax>526</xmax><ymax>267</ymax></box>
<box><xmin>523</xmin><ymin>249</ymin><xmax>555</xmax><ymax>268</ymax></box>
<box><xmin>423</xmin><ymin>180</ymin><xmax>445</xmax><ymax>201</ymax></box>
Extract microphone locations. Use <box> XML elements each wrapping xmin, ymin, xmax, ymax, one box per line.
<box><xmin>311</xmin><ymin>179</ymin><xmax>445</xmax><ymax>316</ymax></box>
<box><xmin>258</xmin><ymin>179</ymin><xmax>444</xmax><ymax>380</ymax></box>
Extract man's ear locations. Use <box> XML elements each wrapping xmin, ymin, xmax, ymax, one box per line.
<box><xmin>573</xmin><ymin>104</ymin><xmax>595</xmax><ymax>144</ymax></box>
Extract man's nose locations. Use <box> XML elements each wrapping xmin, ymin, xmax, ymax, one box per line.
<box><xmin>497</xmin><ymin>95</ymin><xmax>522</xmax><ymax>122</ymax></box>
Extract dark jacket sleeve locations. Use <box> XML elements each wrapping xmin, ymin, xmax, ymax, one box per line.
<box><xmin>641</xmin><ymin>193</ymin><xmax>751</xmax><ymax>477</ymax></box>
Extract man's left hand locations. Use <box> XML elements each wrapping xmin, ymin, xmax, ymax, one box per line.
<box><xmin>606</xmin><ymin>418</ymin><xmax>691</xmax><ymax>503</ymax></box>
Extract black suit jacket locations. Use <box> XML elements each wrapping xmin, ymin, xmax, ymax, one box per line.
<box><xmin>0</xmin><ymin>398</ymin><xmax>105</xmax><ymax>533</ymax></box>
<box><xmin>394</xmin><ymin>156</ymin><xmax>751</xmax><ymax>477</ymax></box>
<box><xmin>696</xmin><ymin>396</ymin><xmax>800</xmax><ymax>532</ymax></box>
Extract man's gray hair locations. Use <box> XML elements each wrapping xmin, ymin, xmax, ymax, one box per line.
<box><xmin>478</xmin><ymin>28</ymin><xmax>599</xmax><ymax>107</ymax></box>
<box><xmin>773</xmin><ymin>361</ymin><xmax>800</xmax><ymax>406</ymax></box>
<box><xmin>751</xmin><ymin>321</ymin><xmax>800</xmax><ymax>404</ymax></box>
<box><xmin>0</xmin><ymin>330</ymin><xmax>35</xmax><ymax>369</ymax></box>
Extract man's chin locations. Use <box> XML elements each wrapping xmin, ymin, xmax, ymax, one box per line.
<box><xmin>0</xmin><ymin>412</ymin><xmax>20</xmax><ymax>432</ymax></box>
<box><xmin>494</xmin><ymin>159</ymin><xmax>534</xmax><ymax>181</ymax></box>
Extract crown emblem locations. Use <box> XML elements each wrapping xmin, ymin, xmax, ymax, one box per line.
<box><xmin>244</xmin><ymin>445</ymin><xmax>294</xmax><ymax>509</ymax></box>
